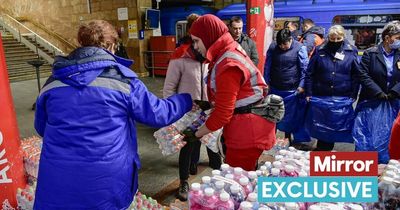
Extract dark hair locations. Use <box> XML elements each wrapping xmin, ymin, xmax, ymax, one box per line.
<box><xmin>285</xmin><ymin>21</ymin><xmax>299</xmax><ymax>30</ymax></box>
<box><xmin>229</xmin><ymin>16</ymin><xmax>243</xmax><ymax>26</ymax></box>
<box><xmin>303</xmin><ymin>19</ymin><xmax>315</xmax><ymax>27</ymax></box>
<box><xmin>78</xmin><ymin>20</ymin><xmax>118</xmax><ymax>50</ymax></box>
<box><xmin>290</xmin><ymin>22</ymin><xmax>299</xmax><ymax>29</ymax></box>
<box><xmin>276</xmin><ymin>29</ymin><xmax>292</xmax><ymax>45</ymax></box>
<box><xmin>284</xmin><ymin>21</ymin><xmax>290</xmax><ymax>28</ymax></box>
<box><xmin>382</xmin><ymin>20</ymin><xmax>400</xmax><ymax>41</ymax></box>
<box><xmin>186</xmin><ymin>13</ymin><xmax>200</xmax><ymax>33</ymax></box>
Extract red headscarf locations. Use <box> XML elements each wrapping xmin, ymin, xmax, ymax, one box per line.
<box><xmin>189</xmin><ymin>14</ymin><xmax>229</xmax><ymax>50</ymax></box>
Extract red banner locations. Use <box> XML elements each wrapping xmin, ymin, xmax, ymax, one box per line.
<box><xmin>310</xmin><ymin>152</ymin><xmax>378</xmax><ymax>177</ymax></box>
<box><xmin>246</xmin><ymin>0</ymin><xmax>274</xmax><ymax>75</ymax></box>
<box><xmin>0</xmin><ymin>34</ymin><xmax>26</xmax><ymax>208</ymax></box>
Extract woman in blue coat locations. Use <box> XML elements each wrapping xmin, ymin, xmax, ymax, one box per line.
<box><xmin>353</xmin><ymin>21</ymin><xmax>400</xmax><ymax>163</ymax></box>
<box><xmin>304</xmin><ymin>25</ymin><xmax>359</xmax><ymax>151</ymax></box>
<box><xmin>33</xmin><ymin>20</ymin><xmax>192</xmax><ymax>210</ymax></box>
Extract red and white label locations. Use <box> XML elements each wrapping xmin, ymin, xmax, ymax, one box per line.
<box><xmin>310</xmin><ymin>152</ymin><xmax>378</xmax><ymax>176</ymax></box>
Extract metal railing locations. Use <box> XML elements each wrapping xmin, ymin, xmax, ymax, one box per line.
<box><xmin>142</xmin><ymin>50</ymin><xmax>174</xmax><ymax>78</ymax></box>
<box><xmin>23</xmin><ymin>17</ymin><xmax>77</xmax><ymax>53</ymax></box>
<box><xmin>0</xmin><ymin>13</ymin><xmax>65</xmax><ymax>64</ymax></box>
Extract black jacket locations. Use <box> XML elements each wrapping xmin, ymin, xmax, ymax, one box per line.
<box><xmin>358</xmin><ymin>43</ymin><xmax>400</xmax><ymax>102</ymax></box>
<box><xmin>237</xmin><ymin>34</ymin><xmax>259</xmax><ymax>65</ymax></box>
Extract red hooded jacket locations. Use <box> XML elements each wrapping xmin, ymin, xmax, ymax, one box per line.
<box><xmin>190</xmin><ymin>14</ymin><xmax>276</xmax><ymax>150</ymax></box>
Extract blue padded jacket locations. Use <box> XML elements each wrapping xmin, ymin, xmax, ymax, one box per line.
<box><xmin>33</xmin><ymin>47</ymin><xmax>192</xmax><ymax>210</ymax></box>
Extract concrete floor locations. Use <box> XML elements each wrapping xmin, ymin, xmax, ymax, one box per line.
<box><xmin>9</xmin><ymin>75</ymin><xmax>355</xmax><ymax>206</ymax></box>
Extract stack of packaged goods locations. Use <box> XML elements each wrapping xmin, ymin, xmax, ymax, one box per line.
<box><xmin>128</xmin><ymin>192</ymin><xmax>168</xmax><ymax>210</ymax></box>
<box><xmin>374</xmin><ymin>160</ymin><xmax>400</xmax><ymax>210</ymax></box>
<box><xmin>16</xmin><ymin>136</ymin><xmax>43</xmax><ymax>209</ymax></box>
<box><xmin>188</xmin><ymin>146</ymin><xmax>400</xmax><ymax>210</ymax></box>
<box><xmin>21</xmin><ymin>136</ymin><xmax>42</xmax><ymax>179</ymax></box>
<box><xmin>188</xmin><ymin>146</ymin><xmax>310</xmax><ymax>210</ymax></box>
<box><xmin>154</xmin><ymin>125</ymin><xmax>187</xmax><ymax>156</ymax></box>
<box><xmin>16</xmin><ymin>185</ymin><xmax>36</xmax><ymax>210</ymax></box>
<box><xmin>154</xmin><ymin>106</ymin><xmax>221</xmax><ymax>155</ymax></box>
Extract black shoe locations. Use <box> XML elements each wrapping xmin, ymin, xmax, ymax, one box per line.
<box><xmin>189</xmin><ymin>163</ymin><xmax>198</xmax><ymax>175</ymax></box>
<box><xmin>176</xmin><ymin>180</ymin><xmax>189</xmax><ymax>201</ymax></box>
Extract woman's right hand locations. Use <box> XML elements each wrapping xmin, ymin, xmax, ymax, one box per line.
<box><xmin>306</xmin><ymin>96</ymin><xmax>312</xmax><ymax>102</ymax></box>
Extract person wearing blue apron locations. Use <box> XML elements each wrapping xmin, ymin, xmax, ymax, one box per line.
<box><xmin>264</xmin><ymin>28</ymin><xmax>309</xmax><ymax>144</ymax></box>
<box><xmin>304</xmin><ymin>25</ymin><xmax>359</xmax><ymax>151</ymax></box>
<box><xmin>354</xmin><ymin>21</ymin><xmax>400</xmax><ymax>163</ymax></box>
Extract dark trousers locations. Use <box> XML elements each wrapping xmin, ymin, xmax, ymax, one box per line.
<box><xmin>178</xmin><ymin>139</ymin><xmax>221</xmax><ymax>180</ymax></box>
<box><xmin>315</xmin><ymin>140</ymin><xmax>335</xmax><ymax>151</ymax></box>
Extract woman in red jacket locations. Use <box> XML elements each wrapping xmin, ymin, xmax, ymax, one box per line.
<box><xmin>389</xmin><ymin>112</ymin><xmax>400</xmax><ymax>160</ymax></box>
<box><xmin>189</xmin><ymin>14</ymin><xmax>276</xmax><ymax>171</ymax></box>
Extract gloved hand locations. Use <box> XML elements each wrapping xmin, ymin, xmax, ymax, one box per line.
<box><xmin>194</xmin><ymin>100</ymin><xmax>212</xmax><ymax>111</ymax></box>
<box><xmin>182</xmin><ymin>128</ymin><xmax>199</xmax><ymax>143</ymax></box>
<box><xmin>388</xmin><ymin>92</ymin><xmax>398</xmax><ymax>100</ymax></box>
<box><xmin>377</xmin><ymin>92</ymin><xmax>388</xmax><ymax>100</ymax></box>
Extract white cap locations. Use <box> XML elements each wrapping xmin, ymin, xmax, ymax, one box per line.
<box><xmin>259</xmin><ymin>207</ymin><xmax>272</xmax><ymax>210</ymax></box>
<box><xmin>301</xmin><ymin>158</ymin><xmax>310</xmax><ymax>166</ymax></box>
<box><xmin>275</xmin><ymin>155</ymin><xmax>283</xmax><ymax>160</ymax></box>
<box><xmin>204</xmin><ymin>188</ymin><xmax>215</xmax><ymax>196</ymax></box>
<box><xmin>234</xmin><ymin>167</ymin><xmax>243</xmax><ymax>175</ymax></box>
<box><xmin>221</xmin><ymin>163</ymin><xmax>230</xmax><ymax>171</ymax></box>
<box><xmin>271</xmin><ymin>168</ymin><xmax>280</xmax><ymax>176</ymax></box>
<box><xmin>293</xmin><ymin>153</ymin><xmax>302</xmax><ymax>159</ymax></box>
<box><xmin>191</xmin><ymin>183</ymin><xmax>201</xmax><ymax>191</ymax></box>
<box><xmin>389</xmin><ymin>159</ymin><xmax>400</xmax><ymax>166</ymax></box>
<box><xmin>264</xmin><ymin>161</ymin><xmax>272</xmax><ymax>168</ymax></box>
<box><xmin>239</xmin><ymin>201</ymin><xmax>253</xmax><ymax>210</ymax></box>
<box><xmin>202</xmin><ymin>176</ymin><xmax>211</xmax><ymax>184</ymax></box>
<box><xmin>225</xmin><ymin>174</ymin><xmax>234</xmax><ymax>180</ymax></box>
<box><xmin>230</xmin><ymin>184</ymin><xmax>240</xmax><ymax>194</ymax></box>
<box><xmin>385</xmin><ymin>170</ymin><xmax>397</xmax><ymax>178</ymax></box>
<box><xmin>285</xmin><ymin>165</ymin><xmax>295</xmax><ymax>173</ymax></box>
<box><xmin>247</xmin><ymin>192</ymin><xmax>257</xmax><ymax>202</ymax></box>
<box><xmin>248</xmin><ymin>171</ymin><xmax>257</xmax><ymax>179</ymax></box>
<box><xmin>288</xmin><ymin>146</ymin><xmax>296</xmax><ymax>151</ymax></box>
<box><xmin>219</xmin><ymin>192</ymin><xmax>230</xmax><ymax>202</ymax></box>
<box><xmin>256</xmin><ymin>170</ymin><xmax>262</xmax><ymax>176</ymax></box>
<box><xmin>239</xmin><ymin>177</ymin><xmax>249</xmax><ymax>185</ymax></box>
<box><xmin>381</xmin><ymin>176</ymin><xmax>394</xmax><ymax>183</ymax></box>
<box><xmin>212</xmin><ymin>170</ymin><xmax>221</xmax><ymax>176</ymax></box>
<box><xmin>386</xmin><ymin>165</ymin><xmax>397</xmax><ymax>171</ymax></box>
<box><xmin>394</xmin><ymin>177</ymin><xmax>400</xmax><ymax>184</ymax></box>
<box><xmin>308</xmin><ymin>205</ymin><xmax>322</xmax><ymax>210</ymax></box>
<box><xmin>215</xmin><ymin>181</ymin><xmax>225</xmax><ymax>189</ymax></box>
<box><xmin>285</xmin><ymin>202</ymin><xmax>298</xmax><ymax>210</ymax></box>
<box><xmin>347</xmin><ymin>204</ymin><xmax>364</xmax><ymax>210</ymax></box>
<box><xmin>299</xmin><ymin>171</ymin><xmax>308</xmax><ymax>177</ymax></box>
<box><xmin>279</xmin><ymin>150</ymin><xmax>288</xmax><ymax>155</ymax></box>
<box><xmin>260</xmin><ymin>166</ymin><xmax>267</xmax><ymax>171</ymax></box>
<box><xmin>273</xmin><ymin>161</ymin><xmax>282</xmax><ymax>168</ymax></box>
